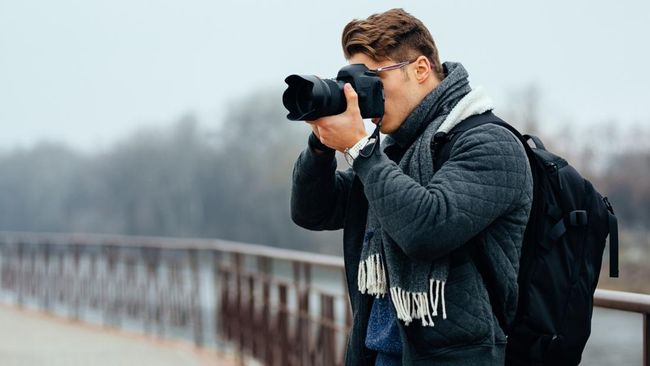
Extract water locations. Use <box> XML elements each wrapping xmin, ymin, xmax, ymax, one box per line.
<box><xmin>582</xmin><ymin>307</ymin><xmax>642</xmax><ymax>365</ymax></box>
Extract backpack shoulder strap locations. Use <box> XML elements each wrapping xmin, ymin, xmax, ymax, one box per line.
<box><xmin>603</xmin><ymin>197</ymin><xmax>619</xmax><ymax>277</ymax></box>
<box><xmin>432</xmin><ymin>112</ymin><xmax>504</xmax><ymax>170</ymax></box>
<box><xmin>431</xmin><ymin>111</ymin><xmax>542</xmax><ymax>172</ymax></box>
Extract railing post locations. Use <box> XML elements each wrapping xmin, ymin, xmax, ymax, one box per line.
<box><xmin>278</xmin><ymin>283</ymin><xmax>289</xmax><ymax>366</ymax></box>
<box><xmin>188</xmin><ymin>248</ymin><xmax>203</xmax><ymax>347</ymax></box>
<box><xmin>141</xmin><ymin>247</ymin><xmax>158</xmax><ymax>336</ymax></box>
<box><xmin>320</xmin><ymin>294</ymin><xmax>336</xmax><ymax>366</ymax></box>
<box><xmin>643</xmin><ymin>313</ymin><xmax>650</xmax><ymax>366</ymax></box>
<box><xmin>246</xmin><ymin>274</ymin><xmax>256</xmax><ymax>356</ymax></box>
<box><xmin>56</xmin><ymin>248</ymin><xmax>65</xmax><ymax>305</ymax></box>
<box><xmin>233</xmin><ymin>253</ymin><xmax>245</xmax><ymax>360</ymax></box>
<box><xmin>16</xmin><ymin>242</ymin><xmax>24</xmax><ymax>307</ymax></box>
<box><xmin>216</xmin><ymin>252</ymin><xmax>227</xmax><ymax>341</ymax></box>
<box><xmin>212</xmin><ymin>249</ymin><xmax>228</xmax><ymax>351</ymax></box>
<box><xmin>88</xmin><ymin>252</ymin><xmax>97</xmax><ymax>309</ymax></box>
<box><xmin>71</xmin><ymin>243</ymin><xmax>81</xmax><ymax>320</ymax></box>
<box><xmin>124</xmin><ymin>255</ymin><xmax>136</xmax><ymax>318</ymax></box>
<box><xmin>104</xmin><ymin>245</ymin><xmax>120</xmax><ymax>328</ymax></box>
<box><xmin>218</xmin><ymin>262</ymin><xmax>231</xmax><ymax>341</ymax></box>
<box><xmin>256</xmin><ymin>256</ymin><xmax>272</xmax><ymax>366</ymax></box>
<box><xmin>167</xmin><ymin>258</ymin><xmax>181</xmax><ymax>328</ymax></box>
<box><xmin>28</xmin><ymin>247</ymin><xmax>36</xmax><ymax>299</ymax></box>
<box><xmin>293</xmin><ymin>262</ymin><xmax>311</xmax><ymax>366</ymax></box>
<box><xmin>292</xmin><ymin>262</ymin><xmax>303</xmax><ymax>365</ymax></box>
<box><xmin>0</xmin><ymin>241</ymin><xmax>5</xmax><ymax>291</ymax></box>
<box><xmin>41</xmin><ymin>243</ymin><xmax>51</xmax><ymax>312</ymax></box>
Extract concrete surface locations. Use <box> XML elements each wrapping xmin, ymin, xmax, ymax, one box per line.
<box><xmin>0</xmin><ymin>304</ymin><xmax>237</xmax><ymax>366</ymax></box>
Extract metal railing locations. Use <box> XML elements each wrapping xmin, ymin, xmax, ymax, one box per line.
<box><xmin>0</xmin><ymin>231</ymin><xmax>351</xmax><ymax>366</ymax></box>
<box><xmin>594</xmin><ymin>289</ymin><xmax>650</xmax><ymax>366</ymax></box>
<box><xmin>0</xmin><ymin>231</ymin><xmax>648</xmax><ymax>365</ymax></box>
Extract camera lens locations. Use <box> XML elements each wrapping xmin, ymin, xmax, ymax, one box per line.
<box><xmin>283</xmin><ymin>75</ymin><xmax>345</xmax><ymax>121</ymax></box>
<box><xmin>282</xmin><ymin>64</ymin><xmax>383</xmax><ymax>121</ymax></box>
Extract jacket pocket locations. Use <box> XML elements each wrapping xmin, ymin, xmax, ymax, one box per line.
<box><xmin>404</xmin><ymin>261</ymin><xmax>494</xmax><ymax>353</ymax></box>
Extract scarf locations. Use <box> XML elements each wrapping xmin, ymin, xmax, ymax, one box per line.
<box><xmin>357</xmin><ymin>62</ymin><xmax>494</xmax><ymax>327</ymax></box>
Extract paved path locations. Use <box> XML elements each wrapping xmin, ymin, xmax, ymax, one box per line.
<box><xmin>0</xmin><ymin>304</ymin><xmax>237</xmax><ymax>366</ymax></box>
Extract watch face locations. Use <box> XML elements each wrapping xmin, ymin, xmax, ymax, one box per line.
<box><xmin>360</xmin><ymin>139</ymin><xmax>377</xmax><ymax>156</ymax></box>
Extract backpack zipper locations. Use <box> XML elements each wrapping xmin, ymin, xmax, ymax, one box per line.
<box><xmin>546</xmin><ymin>162</ymin><xmax>564</xmax><ymax>190</ymax></box>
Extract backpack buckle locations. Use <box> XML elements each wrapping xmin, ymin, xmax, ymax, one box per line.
<box><xmin>431</xmin><ymin>132</ymin><xmax>451</xmax><ymax>152</ymax></box>
<box><xmin>569</xmin><ymin>210</ymin><xmax>588</xmax><ymax>226</ymax></box>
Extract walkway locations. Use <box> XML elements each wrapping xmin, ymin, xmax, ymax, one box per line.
<box><xmin>0</xmin><ymin>304</ymin><xmax>237</xmax><ymax>366</ymax></box>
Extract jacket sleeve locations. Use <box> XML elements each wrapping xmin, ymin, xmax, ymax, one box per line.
<box><xmin>352</xmin><ymin>124</ymin><xmax>532</xmax><ymax>261</ymax></box>
<box><xmin>290</xmin><ymin>133</ymin><xmax>355</xmax><ymax>231</ymax></box>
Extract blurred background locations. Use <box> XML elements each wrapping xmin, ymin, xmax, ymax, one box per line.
<box><xmin>0</xmin><ymin>1</ymin><xmax>648</xmax><ymax>365</ymax></box>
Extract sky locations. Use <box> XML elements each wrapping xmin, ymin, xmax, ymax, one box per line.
<box><xmin>1</xmin><ymin>0</ymin><xmax>648</xmax><ymax>152</ymax></box>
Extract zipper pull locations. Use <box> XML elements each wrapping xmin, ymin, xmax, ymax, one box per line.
<box><xmin>546</xmin><ymin>162</ymin><xmax>563</xmax><ymax>190</ymax></box>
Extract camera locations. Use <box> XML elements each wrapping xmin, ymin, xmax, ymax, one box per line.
<box><xmin>282</xmin><ymin>64</ymin><xmax>384</xmax><ymax>121</ymax></box>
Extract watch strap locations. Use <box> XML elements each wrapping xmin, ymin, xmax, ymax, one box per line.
<box><xmin>344</xmin><ymin>135</ymin><xmax>374</xmax><ymax>165</ymax></box>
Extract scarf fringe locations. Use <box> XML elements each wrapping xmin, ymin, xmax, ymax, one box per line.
<box><xmin>388</xmin><ymin>280</ymin><xmax>447</xmax><ymax>327</ymax></box>
<box><xmin>357</xmin><ymin>253</ymin><xmax>387</xmax><ymax>297</ymax></box>
<box><xmin>357</xmin><ymin>254</ymin><xmax>447</xmax><ymax>327</ymax></box>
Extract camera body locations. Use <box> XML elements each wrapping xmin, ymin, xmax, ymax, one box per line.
<box><xmin>282</xmin><ymin>64</ymin><xmax>384</xmax><ymax>121</ymax></box>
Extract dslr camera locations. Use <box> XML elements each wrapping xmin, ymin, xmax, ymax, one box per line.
<box><xmin>282</xmin><ymin>64</ymin><xmax>384</xmax><ymax>121</ymax></box>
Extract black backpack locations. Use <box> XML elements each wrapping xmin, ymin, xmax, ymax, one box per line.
<box><xmin>431</xmin><ymin>111</ymin><xmax>619</xmax><ymax>366</ymax></box>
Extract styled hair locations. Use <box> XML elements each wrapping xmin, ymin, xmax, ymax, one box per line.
<box><xmin>341</xmin><ymin>8</ymin><xmax>444</xmax><ymax>80</ymax></box>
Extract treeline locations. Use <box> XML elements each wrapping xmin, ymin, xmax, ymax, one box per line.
<box><xmin>0</xmin><ymin>89</ymin><xmax>343</xmax><ymax>255</ymax></box>
<box><xmin>0</xmin><ymin>88</ymin><xmax>648</xmax><ymax>262</ymax></box>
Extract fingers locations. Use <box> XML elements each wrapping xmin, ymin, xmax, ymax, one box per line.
<box><xmin>307</xmin><ymin>121</ymin><xmax>330</xmax><ymax>145</ymax></box>
<box><xmin>305</xmin><ymin>121</ymin><xmax>320</xmax><ymax>138</ymax></box>
<box><xmin>343</xmin><ymin>83</ymin><xmax>360</xmax><ymax>114</ymax></box>
<box><xmin>310</xmin><ymin>121</ymin><xmax>332</xmax><ymax>146</ymax></box>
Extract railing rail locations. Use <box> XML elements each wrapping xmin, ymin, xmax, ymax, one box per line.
<box><xmin>0</xmin><ymin>231</ymin><xmax>648</xmax><ymax>365</ymax></box>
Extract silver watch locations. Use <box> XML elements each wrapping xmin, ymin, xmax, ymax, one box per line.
<box><xmin>344</xmin><ymin>136</ymin><xmax>376</xmax><ymax>166</ymax></box>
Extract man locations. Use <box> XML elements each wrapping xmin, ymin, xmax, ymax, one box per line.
<box><xmin>290</xmin><ymin>8</ymin><xmax>533</xmax><ymax>366</ymax></box>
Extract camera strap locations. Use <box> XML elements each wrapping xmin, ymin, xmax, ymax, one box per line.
<box><xmin>359</xmin><ymin>119</ymin><xmax>382</xmax><ymax>158</ymax></box>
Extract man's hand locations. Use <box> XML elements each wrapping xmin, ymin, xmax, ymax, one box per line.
<box><xmin>306</xmin><ymin>83</ymin><xmax>368</xmax><ymax>152</ymax></box>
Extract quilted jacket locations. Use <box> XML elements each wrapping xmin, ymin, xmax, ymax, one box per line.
<box><xmin>290</xmin><ymin>91</ymin><xmax>533</xmax><ymax>365</ymax></box>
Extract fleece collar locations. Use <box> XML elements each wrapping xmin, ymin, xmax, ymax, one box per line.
<box><xmin>436</xmin><ymin>86</ymin><xmax>494</xmax><ymax>134</ymax></box>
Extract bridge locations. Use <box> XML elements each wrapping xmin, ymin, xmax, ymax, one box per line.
<box><xmin>0</xmin><ymin>231</ymin><xmax>648</xmax><ymax>365</ymax></box>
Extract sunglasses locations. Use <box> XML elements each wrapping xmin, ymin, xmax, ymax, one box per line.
<box><xmin>366</xmin><ymin>59</ymin><xmax>418</xmax><ymax>75</ymax></box>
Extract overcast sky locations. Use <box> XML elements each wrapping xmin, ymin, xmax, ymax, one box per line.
<box><xmin>1</xmin><ymin>0</ymin><xmax>648</xmax><ymax>152</ymax></box>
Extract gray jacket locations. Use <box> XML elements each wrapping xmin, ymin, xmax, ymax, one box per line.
<box><xmin>291</xmin><ymin>92</ymin><xmax>533</xmax><ymax>365</ymax></box>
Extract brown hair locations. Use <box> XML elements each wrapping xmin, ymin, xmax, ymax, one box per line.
<box><xmin>341</xmin><ymin>8</ymin><xmax>444</xmax><ymax>80</ymax></box>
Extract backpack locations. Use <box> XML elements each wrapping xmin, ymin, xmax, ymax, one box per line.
<box><xmin>430</xmin><ymin>111</ymin><xmax>619</xmax><ymax>366</ymax></box>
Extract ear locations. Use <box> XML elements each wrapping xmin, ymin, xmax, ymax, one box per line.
<box><xmin>413</xmin><ymin>55</ymin><xmax>432</xmax><ymax>84</ymax></box>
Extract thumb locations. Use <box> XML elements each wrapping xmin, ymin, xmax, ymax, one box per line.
<box><xmin>343</xmin><ymin>83</ymin><xmax>359</xmax><ymax>112</ymax></box>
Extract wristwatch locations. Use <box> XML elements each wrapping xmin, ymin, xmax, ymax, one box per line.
<box><xmin>344</xmin><ymin>135</ymin><xmax>376</xmax><ymax>166</ymax></box>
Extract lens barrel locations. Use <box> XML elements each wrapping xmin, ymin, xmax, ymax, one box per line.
<box><xmin>282</xmin><ymin>75</ymin><xmax>345</xmax><ymax>121</ymax></box>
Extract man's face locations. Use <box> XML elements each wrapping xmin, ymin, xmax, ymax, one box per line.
<box><xmin>348</xmin><ymin>53</ymin><xmax>421</xmax><ymax>135</ymax></box>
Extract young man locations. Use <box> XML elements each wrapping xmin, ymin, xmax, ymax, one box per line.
<box><xmin>290</xmin><ymin>8</ymin><xmax>533</xmax><ymax>366</ymax></box>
